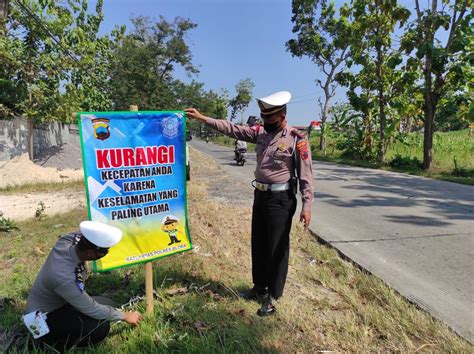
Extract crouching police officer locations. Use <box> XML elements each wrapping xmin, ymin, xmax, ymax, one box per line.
<box><xmin>185</xmin><ymin>91</ymin><xmax>313</xmax><ymax>316</ymax></box>
<box><xmin>23</xmin><ymin>221</ymin><xmax>141</xmax><ymax>348</ymax></box>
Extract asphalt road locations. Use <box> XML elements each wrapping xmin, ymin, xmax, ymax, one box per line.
<box><xmin>190</xmin><ymin>139</ymin><xmax>474</xmax><ymax>342</ymax></box>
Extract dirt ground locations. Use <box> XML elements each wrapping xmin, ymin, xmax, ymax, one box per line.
<box><xmin>0</xmin><ymin>153</ymin><xmax>84</xmax><ymax>189</ymax></box>
<box><xmin>1</xmin><ymin>190</ymin><xmax>86</xmax><ymax>221</ymax></box>
<box><xmin>0</xmin><ymin>151</ymin><xmax>86</xmax><ymax>221</ymax></box>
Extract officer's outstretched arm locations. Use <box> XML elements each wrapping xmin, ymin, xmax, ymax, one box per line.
<box><xmin>184</xmin><ymin>108</ymin><xmax>209</xmax><ymax>122</ymax></box>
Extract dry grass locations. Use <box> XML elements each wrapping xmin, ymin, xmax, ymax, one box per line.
<box><xmin>0</xmin><ymin>180</ymin><xmax>84</xmax><ymax>195</ymax></box>
<box><xmin>0</xmin><ymin>147</ymin><xmax>471</xmax><ymax>352</ymax></box>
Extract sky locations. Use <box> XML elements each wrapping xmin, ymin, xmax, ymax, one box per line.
<box><xmin>92</xmin><ymin>0</ymin><xmax>334</xmax><ymax>126</ymax></box>
<box><xmin>92</xmin><ymin>0</ymin><xmax>423</xmax><ymax>126</ymax></box>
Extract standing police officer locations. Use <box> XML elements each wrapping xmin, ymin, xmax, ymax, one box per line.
<box><xmin>185</xmin><ymin>91</ymin><xmax>313</xmax><ymax>316</ymax></box>
<box><xmin>24</xmin><ymin>221</ymin><xmax>142</xmax><ymax>348</ymax></box>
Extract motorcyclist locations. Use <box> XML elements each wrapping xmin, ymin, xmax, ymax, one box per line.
<box><xmin>234</xmin><ymin>139</ymin><xmax>247</xmax><ymax>162</ymax></box>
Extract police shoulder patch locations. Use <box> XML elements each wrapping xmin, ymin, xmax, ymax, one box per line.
<box><xmin>295</xmin><ymin>138</ymin><xmax>309</xmax><ymax>160</ymax></box>
<box><xmin>75</xmin><ymin>263</ymin><xmax>86</xmax><ymax>293</ymax></box>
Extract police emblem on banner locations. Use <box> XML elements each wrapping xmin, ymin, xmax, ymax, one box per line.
<box><xmin>161</xmin><ymin>117</ymin><xmax>179</xmax><ymax>139</ymax></box>
<box><xmin>92</xmin><ymin>118</ymin><xmax>111</xmax><ymax>140</ymax></box>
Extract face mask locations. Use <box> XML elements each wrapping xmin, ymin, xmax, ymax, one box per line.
<box><xmin>264</xmin><ymin>121</ymin><xmax>280</xmax><ymax>133</ymax></box>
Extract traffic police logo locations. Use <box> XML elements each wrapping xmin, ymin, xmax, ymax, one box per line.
<box><xmin>161</xmin><ymin>117</ymin><xmax>179</xmax><ymax>139</ymax></box>
<box><xmin>92</xmin><ymin>118</ymin><xmax>111</xmax><ymax>140</ymax></box>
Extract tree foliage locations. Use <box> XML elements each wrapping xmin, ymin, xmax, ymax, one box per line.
<box><xmin>335</xmin><ymin>0</ymin><xmax>411</xmax><ymax>162</ymax></box>
<box><xmin>290</xmin><ymin>0</ymin><xmax>471</xmax><ymax>169</ymax></box>
<box><xmin>108</xmin><ymin>15</ymin><xmax>199</xmax><ymax>110</ymax></box>
<box><xmin>0</xmin><ymin>0</ymin><xmax>116</xmax><ymax>158</ymax></box>
<box><xmin>228</xmin><ymin>78</ymin><xmax>255</xmax><ymax>123</ymax></box>
<box><xmin>0</xmin><ymin>0</ymin><xmax>114</xmax><ymax>121</ymax></box>
<box><xmin>287</xmin><ymin>0</ymin><xmax>352</xmax><ymax>151</ymax></box>
<box><xmin>0</xmin><ymin>2</ymin><xmax>230</xmax><ymax>160</ymax></box>
<box><xmin>401</xmin><ymin>0</ymin><xmax>471</xmax><ymax>169</ymax></box>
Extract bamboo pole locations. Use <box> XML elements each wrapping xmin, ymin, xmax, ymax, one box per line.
<box><xmin>129</xmin><ymin>104</ymin><xmax>154</xmax><ymax>314</ymax></box>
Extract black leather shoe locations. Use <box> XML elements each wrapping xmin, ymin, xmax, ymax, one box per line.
<box><xmin>239</xmin><ymin>287</ymin><xmax>266</xmax><ymax>301</ymax></box>
<box><xmin>257</xmin><ymin>295</ymin><xmax>276</xmax><ymax>317</ymax></box>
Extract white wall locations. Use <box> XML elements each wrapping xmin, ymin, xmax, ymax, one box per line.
<box><xmin>0</xmin><ymin>117</ymin><xmax>80</xmax><ymax>162</ymax></box>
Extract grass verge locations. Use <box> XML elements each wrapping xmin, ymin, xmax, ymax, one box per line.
<box><xmin>0</xmin><ymin>180</ymin><xmax>85</xmax><ymax>195</ymax></box>
<box><xmin>0</xmin><ymin>148</ymin><xmax>471</xmax><ymax>352</ymax></box>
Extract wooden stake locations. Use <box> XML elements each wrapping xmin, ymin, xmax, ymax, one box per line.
<box><xmin>145</xmin><ymin>262</ymin><xmax>153</xmax><ymax>313</ymax></box>
<box><xmin>129</xmin><ymin>104</ymin><xmax>154</xmax><ymax>313</ymax></box>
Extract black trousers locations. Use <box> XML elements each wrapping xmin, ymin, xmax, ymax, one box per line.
<box><xmin>251</xmin><ymin>189</ymin><xmax>297</xmax><ymax>299</ymax></box>
<box><xmin>41</xmin><ymin>296</ymin><xmax>113</xmax><ymax>348</ymax></box>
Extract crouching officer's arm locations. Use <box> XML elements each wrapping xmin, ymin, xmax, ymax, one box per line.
<box><xmin>54</xmin><ymin>282</ymin><xmax>141</xmax><ymax>325</ymax></box>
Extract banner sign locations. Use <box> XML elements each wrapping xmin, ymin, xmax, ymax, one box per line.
<box><xmin>78</xmin><ymin>111</ymin><xmax>192</xmax><ymax>272</ymax></box>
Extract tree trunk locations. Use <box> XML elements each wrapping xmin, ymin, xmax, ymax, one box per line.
<box><xmin>422</xmin><ymin>52</ymin><xmax>434</xmax><ymax>170</ymax></box>
<box><xmin>27</xmin><ymin>86</ymin><xmax>34</xmax><ymax>160</ymax></box>
<box><xmin>319</xmin><ymin>124</ymin><xmax>325</xmax><ymax>151</ymax></box>
<box><xmin>27</xmin><ymin>118</ymin><xmax>34</xmax><ymax>160</ymax></box>
<box><xmin>423</xmin><ymin>66</ymin><xmax>434</xmax><ymax>170</ymax></box>
<box><xmin>423</xmin><ymin>106</ymin><xmax>434</xmax><ymax>170</ymax></box>
<box><xmin>421</xmin><ymin>2</ymin><xmax>435</xmax><ymax>171</ymax></box>
<box><xmin>376</xmin><ymin>46</ymin><xmax>386</xmax><ymax>163</ymax></box>
<box><xmin>0</xmin><ymin>0</ymin><xmax>8</xmax><ymax>21</ymax></box>
<box><xmin>319</xmin><ymin>87</ymin><xmax>330</xmax><ymax>151</ymax></box>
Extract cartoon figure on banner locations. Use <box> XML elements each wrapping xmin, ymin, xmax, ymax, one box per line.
<box><xmin>92</xmin><ymin>118</ymin><xmax>111</xmax><ymax>140</ymax></box>
<box><xmin>161</xmin><ymin>215</ymin><xmax>182</xmax><ymax>246</ymax></box>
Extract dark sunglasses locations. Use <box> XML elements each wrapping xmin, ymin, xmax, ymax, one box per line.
<box><xmin>260</xmin><ymin>113</ymin><xmax>277</xmax><ymax>120</ymax></box>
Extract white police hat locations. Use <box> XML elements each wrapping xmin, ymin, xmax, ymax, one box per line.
<box><xmin>257</xmin><ymin>91</ymin><xmax>292</xmax><ymax>115</ymax></box>
<box><xmin>79</xmin><ymin>221</ymin><xmax>123</xmax><ymax>248</ymax></box>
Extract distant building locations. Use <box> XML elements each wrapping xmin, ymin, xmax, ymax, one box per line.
<box><xmin>292</xmin><ymin>121</ymin><xmax>321</xmax><ymax>135</ymax></box>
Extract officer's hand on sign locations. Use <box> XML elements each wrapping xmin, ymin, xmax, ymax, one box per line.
<box><xmin>124</xmin><ymin>311</ymin><xmax>142</xmax><ymax>325</ymax></box>
<box><xmin>300</xmin><ymin>210</ymin><xmax>311</xmax><ymax>232</ymax></box>
<box><xmin>184</xmin><ymin>108</ymin><xmax>208</xmax><ymax>122</ymax></box>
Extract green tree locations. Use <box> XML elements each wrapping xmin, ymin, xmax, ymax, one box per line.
<box><xmin>346</xmin><ymin>0</ymin><xmax>410</xmax><ymax>162</ymax></box>
<box><xmin>173</xmin><ymin>80</ymin><xmax>228</xmax><ymax>136</ymax></box>
<box><xmin>287</xmin><ymin>0</ymin><xmax>352</xmax><ymax>151</ymax></box>
<box><xmin>61</xmin><ymin>0</ymin><xmax>115</xmax><ymax>116</ymax></box>
<box><xmin>229</xmin><ymin>78</ymin><xmax>255</xmax><ymax>123</ymax></box>
<box><xmin>109</xmin><ymin>15</ymin><xmax>198</xmax><ymax>110</ymax></box>
<box><xmin>401</xmin><ymin>0</ymin><xmax>471</xmax><ymax>169</ymax></box>
<box><xmin>0</xmin><ymin>0</ymin><xmax>113</xmax><ymax>159</ymax></box>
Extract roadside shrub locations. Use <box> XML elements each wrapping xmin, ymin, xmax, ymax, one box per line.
<box><xmin>388</xmin><ymin>154</ymin><xmax>422</xmax><ymax>170</ymax></box>
<box><xmin>0</xmin><ymin>211</ymin><xmax>19</xmax><ymax>232</ymax></box>
<box><xmin>452</xmin><ymin>157</ymin><xmax>474</xmax><ymax>177</ymax></box>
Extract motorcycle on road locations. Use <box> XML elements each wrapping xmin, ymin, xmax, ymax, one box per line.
<box><xmin>235</xmin><ymin>148</ymin><xmax>247</xmax><ymax>166</ymax></box>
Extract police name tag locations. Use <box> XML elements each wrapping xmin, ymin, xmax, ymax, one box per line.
<box><xmin>22</xmin><ymin>311</ymin><xmax>50</xmax><ymax>339</ymax></box>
